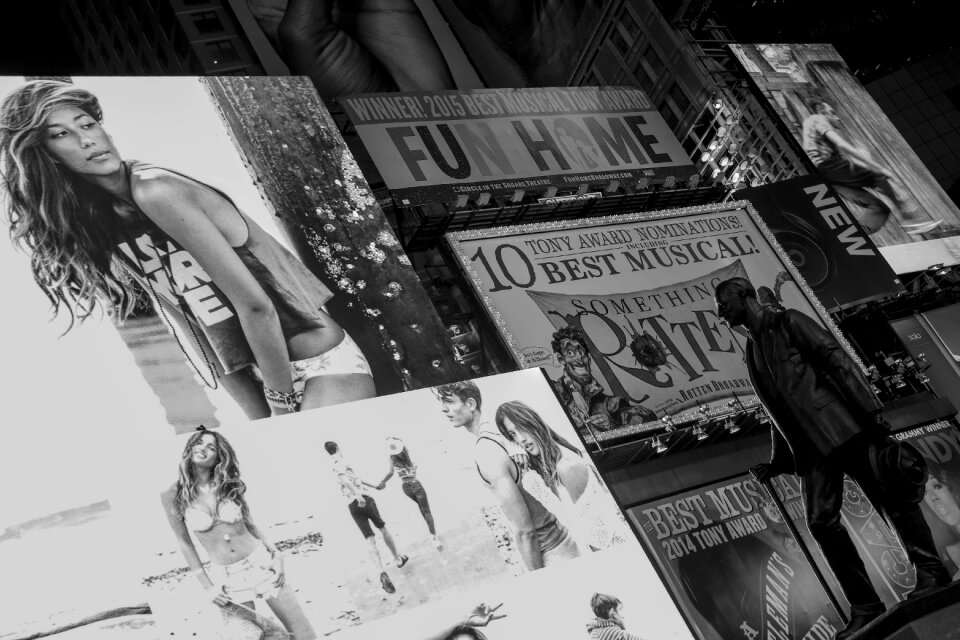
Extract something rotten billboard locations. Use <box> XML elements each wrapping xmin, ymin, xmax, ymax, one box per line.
<box><xmin>738</xmin><ymin>175</ymin><xmax>903</xmax><ymax>309</ymax></box>
<box><xmin>730</xmin><ymin>43</ymin><xmax>960</xmax><ymax>274</ymax></box>
<box><xmin>340</xmin><ymin>87</ymin><xmax>697</xmax><ymax>205</ymax></box>
<box><xmin>446</xmin><ymin>202</ymin><xmax>858</xmax><ymax>437</ymax></box>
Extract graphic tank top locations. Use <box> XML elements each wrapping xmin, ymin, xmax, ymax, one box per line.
<box><xmin>114</xmin><ymin>162</ymin><xmax>334</xmax><ymax>374</ymax></box>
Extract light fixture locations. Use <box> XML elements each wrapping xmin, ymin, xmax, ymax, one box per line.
<box><xmin>711</xmin><ymin>168</ymin><xmax>721</xmax><ymax>179</ymax></box>
<box><xmin>927</xmin><ymin>263</ymin><xmax>950</xmax><ymax>277</ymax></box>
<box><xmin>652</xmin><ymin>437</ymin><xmax>668</xmax><ymax>454</ymax></box>
<box><xmin>661</xmin><ymin>415</ymin><xmax>675</xmax><ymax>431</ymax></box>
<box><xmin>732</xmin><ymin>171</ymin><xmax>742</xmax><ymax>182</ymax></box>
<box><xmin>719</xmin><ymin>156</ymin><xmax>730</xmax><ymax>167</ymax></box>
<box><xmin>700</xmin><ymin>151</ymin><xmax>712</xmax><ymax>162</ymax></box>
<box><xmin>712</xmin><ymin>95</ymin><xmax>723</xmax><ymax>110</ymax></box>
<box><xmin>725</xmin><ymin>418</ymin><xmax>740</xmax><ymax>434</ymax></box>
<box><xmin>709</xmin><ymin>140</ymin><xmax>719</xmax><ymax>150</ymax></box>
<box><xmin>694</xmin><ymin>425</ymin><xmax>708</xmax><ymax>441</ymax></box>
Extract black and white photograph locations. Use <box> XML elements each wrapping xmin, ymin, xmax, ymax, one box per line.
<box><xmin>0</xmin><ymin>75</ymin><xmax>463</xmax><ymax>434</ymax></box>
<box><xmin>124</xmin><ymin>369</ymin><xmax>647</xmax><ymax>638</ymax></box>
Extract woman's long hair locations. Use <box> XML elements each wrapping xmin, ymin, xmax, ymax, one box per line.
<box><xmin>495</xmin><ymin>400</ymin><xmax>583</xmax><ymax>494</ymax></box>
<box><xmin>175</xmin><ymin>429</ymin><xmax>250</xmax><ymax>522</ymax></box>
<box><xmin>0</xmin><ymin>79</ymin><xmax>136</xmax><ymax>330</ymax></box>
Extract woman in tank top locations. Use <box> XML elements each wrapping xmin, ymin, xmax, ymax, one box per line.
<box><xmin>495</xmin><ymin>400</ymin><xmax>629</xmax><ymax>551</ymax></box>
<box><xmin>160</xmin><ymin>428</ymin><xmax>316</xmax><ymax>638</ymax></box>
<box><xmin>377</xmin><ymin>436</ymin><xmax>444</xmax><ymax>551</ymax></box>
<box><xmin>0</xmin><ymin>79</ymin><xmax>375</xmax><ymax>418</ymax></box>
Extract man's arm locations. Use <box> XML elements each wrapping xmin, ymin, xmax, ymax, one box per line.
<box><xmin>783</xmin><ymin>311</ymin><xmax>882</xmax><ymax>416</ymax></box>
<box><xmin>476</xmin><ymin>441</ymin><xmax>543</xmax><ymax>571</ymax></box>
<box><xmin>823</xmin><ymin>130</ymin><xmax>891</xmax><ymax>177</ymax></box>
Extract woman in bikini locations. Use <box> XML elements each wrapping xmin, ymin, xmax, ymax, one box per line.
<box><xmin>495</xmin><ymin>401</ymin><xmax>627</xmax><ymax>551</ymax></box>
<box><xmin>160</xmin><ymin>428</ymin><xmax>315</xmax><ymax>638</ymax></box>
<box><xmin>0</xmin><ymin>79</ymin><xmax>375</xmax><ymax>418</ymax></box>
<box><xmin>377</xmin><ymin>436</ymin><xmax>443</xmax><ymax>551</ymax></box>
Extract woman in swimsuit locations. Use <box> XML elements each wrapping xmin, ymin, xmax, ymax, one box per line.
<box><xmin>377</xmin><ymin>436</ymin><xmax>443</xmax><ymax>551</ymax></box>
<box><xmin>160</xmin><ymin>428</ymin><xmax>316</xmax><ymax>638</ymax></box>
<box><xmin>495</xmin><ymin>401</ymin><xmax>627</xmax><ymax>551</ymax></box>
<box><xmin>0</xmin><ymin>79</ymin><xmax>375</xmax><ymax>418</ymax></box>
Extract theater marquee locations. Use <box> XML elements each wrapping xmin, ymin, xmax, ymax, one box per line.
<box><xmin>340</xmin><ymin>86</ymin><xmax>696</xmax><ymax>205</ymax></box>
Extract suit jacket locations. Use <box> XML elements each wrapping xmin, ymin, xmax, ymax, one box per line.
<box><xmin>744</xmin><ymin>308</ymin><xmax>883</xmax><ymax>473</ymax></box>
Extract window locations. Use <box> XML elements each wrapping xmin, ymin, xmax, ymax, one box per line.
<box><xmin>192</xmin><ymin>11</ymin><xmax>224</xmax><ymax>34</ymax></box>
<box><xmin>206</xmin><ymin>39</ymin><xmax>240</xmax><ymax>65</ymax></box>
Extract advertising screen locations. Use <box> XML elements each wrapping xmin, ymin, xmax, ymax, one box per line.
<box><xmin>730</xmin><ymin>43</ymin><xmax>960</xmax><ymax>274</ymax></box>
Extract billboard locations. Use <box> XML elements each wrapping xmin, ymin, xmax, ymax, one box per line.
<box><xmin>627</xmin><ymin>475</ymin><xmax>844</xmax><ymax>640</ymax></box>
<box><xmin>445</xmin><ymin>202</ymin><xmax>859</xmax><ymax>436</ymax></box>
<box><xmin>895</xmin><ymin>420</ymin><xmax>960</xmax><ymax>579</ymax></box>
<box><xmin>341</xmin><ymin>87</ymin><xmax>697</xmax><ymax>205</ymax></box>
<box><xmin>0</xmin><ymin>76</ymin><xmax>463</xmax><ymax>434</ymax></box>
<box><xmin>128</xmin><ymin>370</ymin><xmax>694</xmax><ymax>639</ymax></box>
<box><xmin>730</xmin><ymin>43</ymin><xmax>960</xmax><ymax>274</ymax></box>
<box><xmin>738</xmin><ymin>175</ymin><xmax>903</xmax><ymax>309</ymax></box>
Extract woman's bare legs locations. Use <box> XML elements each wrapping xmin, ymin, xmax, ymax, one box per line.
<box><xmin>265</xmin><ymin>584</ymin><xmax>317</xmax><ymax>640</ymax></box>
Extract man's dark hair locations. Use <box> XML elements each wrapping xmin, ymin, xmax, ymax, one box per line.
<box><xmin>446</xmin><ymin>625</ymin><xmax>488</xmax><ymax>640</ymax></box>
<box><xmin>590</xmin><ymin>593</ymin><xmax>622</xmax><ymax>619</ymax></box>
<box><xmin>714</xmin><ymin>277</ymin><xmax>757</xmax><ymax>301</ymax></box>
<box><xmin>806</xmin><ymin>95</ymin><xmax>830</xmax><ymax>112</ymax></box>
<box><xmin>551</xmin><ymin>325</ymin><xmax>587</xmax><ymax>355</ymax></box>
<box><xmin>324</xmin><ymin>441</ymin><xmax>339</xmax><ymax>455</ymax></box>
<box><xmin>434</xmin><ymin>380</ymin><xmax>482</xmax><ymax>411</ymax></box>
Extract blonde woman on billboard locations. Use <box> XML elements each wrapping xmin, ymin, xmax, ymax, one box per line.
<box><xmin>0</xmin><ymin>79</ymin><xmax>375</xmax><ymax>419</ymax></box>
<box><xmin>161</xmin><ymin>428</ymin><xmax>316</xmax><ymax>639</ymax></box>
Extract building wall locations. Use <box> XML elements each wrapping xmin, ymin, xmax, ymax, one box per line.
<box><xmin>569</xmin><ymin>0</ymin><xmax>807</xmax><ymax>190</ymax></box>
<box><xmin>63</xmin><ymin>0</ymin><xmax>264</xmax><ymax>75</ymax></box>
<box><xmin>867</xmin><ymin>50</ymin><xmax>960</xmax><ymax>205</ymax></box>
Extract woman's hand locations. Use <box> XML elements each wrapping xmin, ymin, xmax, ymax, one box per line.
<box><xmin>269</xmin><ymin>550</ymin><xmax>286</xmax><ymax>589</ymax></box>
<box><xmin>204</xmin><ymin>584</ymin><xmax>230</xmax><ymax>607</ymax></box>
<box><xmin>462</xmin><ymin>602</ymin><xmax>506</xmax><ymax>628</ymax></box>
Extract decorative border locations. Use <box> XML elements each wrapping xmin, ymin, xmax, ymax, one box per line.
<box><xmin>445</xmin><ymin>199</ymin><xmax>867</xmax><ymax>383</ymax></box>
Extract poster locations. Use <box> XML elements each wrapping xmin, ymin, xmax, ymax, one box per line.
<box><xmin>738</xmin><ymin>175</ymin><xmax>902</xmax><ymax>309</ymax></box>
<box><xmin>341</xmin><ymin>86</ymin><xmax>696</xmax><ymax>205</ymax></box>
<box><xmin>446</xmin><ymin>202</ymin><xmax>857</xmax><ymax>435</ymax></box>
<box><xmin>628</xmin><ymin>475</ymin><xmax>844</xmax><ymax>640</ymax></box>
<box><xmin>0</xmin><ymin>75</ymin><xmax>461</xmax><ymax>435</ymax></box>
<box><xmin>125</xmin><ymin>369</ymin><xmax>693</xmax><ymax>639</ymax></box>
<box><xmin>895</xmin><ymin>420</ymin><xmax>960</xmax><ymax>579</ymax></box>
<box><xmin>729</xmin><ymin>43</ymin><xmax>960</xmax><ymax>274</ymax></box>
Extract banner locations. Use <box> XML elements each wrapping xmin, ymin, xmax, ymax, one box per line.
<box><xmin>730</xmin><ymin>44</ymin><xmax>960</xmax><ymax>274</ymax></box>
<box><xmin>446</xmin><ymin>202</ymin><xmax>857</xmax><ymax>434</ymax></box>
<box><xmin>341</xmin><ymin>87</ymin><xmax>696</xmax><ymax>205</ymax></box>
<box><xmin>739</xmin><ymin>176</ymin><xmax>902</xmax><ymax>309</ymax></box>
<box><xmin>628</xmin><ymin>475</ymin><xmax>844</xmax><ymax>640</ymax></box>
<box><xmin>895</xmin><ymin>420</ymin><xmax>960</xmax><ymax>579</ymax></box>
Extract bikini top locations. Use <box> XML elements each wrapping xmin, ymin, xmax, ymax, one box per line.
<box><xmin>183</xmin><ymin>500</ymin><xmax>243</xmax><ymax>533</ymax></box>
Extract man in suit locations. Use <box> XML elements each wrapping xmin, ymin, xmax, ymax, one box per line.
<box><xmin>714</xmin><ymin>277</ymin><xmax>949</xmax><ymax>639</ymax></box>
